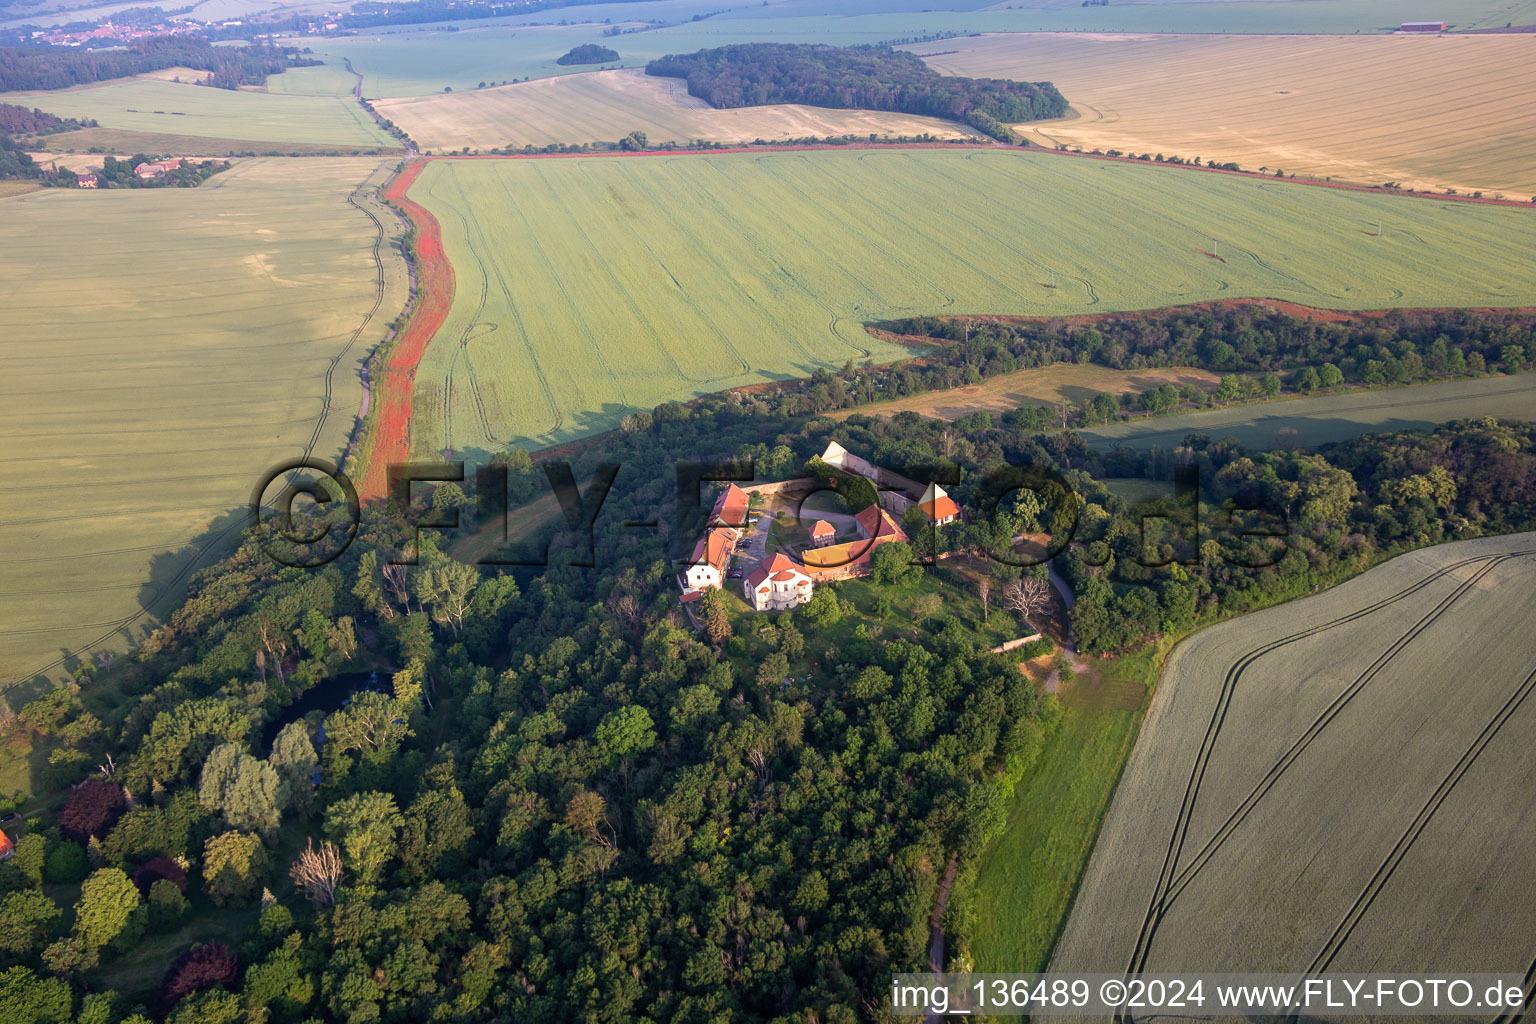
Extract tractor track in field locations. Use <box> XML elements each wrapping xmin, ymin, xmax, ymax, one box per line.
<box><xmin>2</xmin><ymin>173</ymin><xmax>395</xmax><ymax>692</ymax></box>
<box><xmin>435</xmin><ymin>178</ymin><xmax>495</xmax><ymax>453</ymax></box>
<box><xmin>303</xmin><ymin>178</ymin><xmax>390</xmax><ymax>466</ymax></box>
<box><xmin>1301</xmin><ymin>658</ymin><xmax>1536</xmax><ymax>978</ymax></box>
<box><xmin>1121</xmin><ymin>549</ymin><xmax>1536</xmax><ymax>989</ymax></box>
<box><xmin>1490</xmin><ymin>955</ymin><xmax>1536</xmax><ymax>1024</ymax></box>
<box><xmin>1156</xmin><ymin>554</ymin><xmax>1521</xmax><ymax>908</ymax></box>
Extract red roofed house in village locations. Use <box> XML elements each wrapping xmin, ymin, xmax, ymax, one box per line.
<box><xmin>710</xmin><ymin>483</ymin><xmax>749</xmax><ymax>529</ymax></box>
<box><xmin>682</xmin><ymin>526</ymin><xmax>737</xmax><ymax>593</ymax></box>
<box><xmin>680</xmin><ymin>484</ymin><xmax>747</xmax><ymax>594</ymax></box>
<box><xmin>800</xmin><ymin>504</ymin><xmax>910</xmax><ymax>579</ymax></box>
<box><xmin>744</xmin><ymin>553</ymin><xmax>814</xmax><ymax>612</ymax></box>
<box><xmin>853</xmin><ymin>504</ymin><xmax>909</xmax><ymax>545</ymax></box>
<box><xmin>0</xmin><ymin>826</ymin><xmax>14</xmax><ymax>860</ymax></box>
<box><xmin>918</xmin><ymin>482</ymin><xmax>961</xmax><ymax>526</ymax></box>
<box><xmin>809</xmin><ymin>520</ymin><xmax>836</xmax><ymax>547</ymax></box>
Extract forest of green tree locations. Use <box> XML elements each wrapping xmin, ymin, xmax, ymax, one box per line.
<box><xmin>0</xmin><ymin>37</ymin><xmax>312</xmax><ymax>91</ymax></box>
<box><xmin>1</xmin><ymin>336</ymin><xmax>1532</xmax><ymax>1021</ymax></box>
<box><xmin>0</xmin><ymin>102</ymin><xmax>92</xmax><ymax>135</ymax></box>
<box><xmin>645</xmin><ymin>44</ymin><xmax>1067</xmax><ymax>129</ymax></box>
<box><xmin>721</xmin><ymin>306</ymin><xmax>1535</xmax><ymax>428</ymax></box>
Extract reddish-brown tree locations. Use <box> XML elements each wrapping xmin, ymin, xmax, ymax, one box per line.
<box><xmin>58</xmin><ymin>779</ymin><xmax>126</xmax><ymax>842</ymax></box>
<box><xmin>157</xmin><ymin>942</ymin><xmax>238</xmax><ymax>1017</ymax></box>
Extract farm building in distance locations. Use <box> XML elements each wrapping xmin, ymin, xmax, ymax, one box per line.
<box><xmin>134</xmin><ymin>159</ymin><xmax>182</xmax><ymax>178</ymax></box>
<box><xmin>76</xmin><ymin>173</ymin><xmax>98</xmax><ymax>188</ymax></box>
<box><xmin>1400</xmin><ymin>21</ymin><xmax>1446</xmax><ymax>32</ymax></box>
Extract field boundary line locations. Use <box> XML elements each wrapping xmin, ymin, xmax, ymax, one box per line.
<box><xmin>408</xmin><ymin>143</ymin><xmax>1536</xmax><ymax>212</ymax></box>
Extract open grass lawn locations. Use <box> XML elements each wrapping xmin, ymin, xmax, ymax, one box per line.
<box><xmin>920</xmin><ymin>33</ymin><xmax>1536</xmax><ymax>200</ymax></box>
<box><xmin>831</xmin><ymin>363</ymin><xmax>1223</xmax><ymax>422</ymax></box>
<box><xmin>1077</xmin><ymin>373</ymin><xmax>1536</xmax><ymax>451</ymax></box>
<box><xmin>0</xmin><ymin>158</ymin><xmax>407</xmax><ymax>694</ymax></box>
<box><xmin>719</xmin><ymin>567</ymin><xmax>1029</xmax><ymax>668</ymax></box>
<box><xmin>1052</xmin><ymin>534</ymin><xmax>1536</xmax><ymax>976</ymax></box>
<box><xmin>92</xmin><ymin>903</ymin><xmax>262</xmax><ymax>1001</ymax></box>
<box><xmin>377</xmin><ymin>68</ymin><xmax>978</xmax><ymax>153</ymax></box>
<box><xmin>2</xmin><ymin>76</ymin><xmax>396</xmax><ymax>150</ymax></box>
<box><xmin>1098</xmin><ymin>477</ymin><xmax>1177</xmax><ymax>504</ymax></box>
<box><xmin>407</xmin><ymin>148</ymin><xmax>1536</xmax><ymax>459</ymax></box>
<box><xmin>970</xmin><ymin>685</ymin><xmax>1145</xmax><ymax>972</ymax></box>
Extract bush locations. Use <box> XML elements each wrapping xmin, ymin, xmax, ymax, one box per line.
<box><xmin>58</xmin><ymin>780</ymin><xmax>126</xmax><ymax>842</ymax></box>
<box><xmin>44</xmin><ymin>842</ymin><xmax>88</xmax><ymax>884</ymax></box>
<box><xmin>147</xmin><ymin>878</ymin><xmax>187</xmax><ymax>930</ymax></box>
<box><xmin>157</xmin><ymin>942</ymin><xmax>239</xmax><ymax>1017</ymax></box>
<box><xmin>1013</xmin><ymin>637</ymin><xmax>1054</xmax><ymax>662</ymax></box>
<box><xmin>132</xmin><ymin>855</ymin><xmax>188</xmax><ymax>897</ymax></box>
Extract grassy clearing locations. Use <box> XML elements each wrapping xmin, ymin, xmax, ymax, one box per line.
<box><xmin>377</xmin><ymin>68</ymin><xmax>977</xmax><ymax>153</ymax></box>
<box><xmin>406</xmin><ymin>148</ymin><xmax>1536</xmax><ymax>458</ymax></box>
<box><xmin>1077</xmin><ymin>373</ymin><xmax>1536</xmax><ymax>451</ymax></box>
<box><xmin>1052</xmin><ymin>534</ymin><xmax>1536</xmax><ymax>975</ymax></box>
<box><xmin>2</xmin><ymin>76</ymin><xmax>395</xmax><ymax>149</ymax></box>
<box><xmin>0</xmin><ymin>157</ymin><xmax>407</xmax><ymax>694</ymax></box>
<box><xmin>920</xmin><ymin>33</ymin><xmax>1536</xmax><ymax>200</ymax></box>
<box><xmin>1099</xmin><ymin>477</ymin><xmax>1176</xmax><ymax>504</ymax></box>
<box><xmin>831</xmin><ymin>364</ymin><xmax>1222</xmax><ymax>422</ymax></box>
<box><xmin>970</xmin><ymin>665</ymin><xmax>1147</xmax><ymax>972</ymax></box>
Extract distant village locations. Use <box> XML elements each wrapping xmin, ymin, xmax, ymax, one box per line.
<box><xmin>679</xmin><ymin>441</ymin><xmax>962</xmax><ymax>613</ymax></box>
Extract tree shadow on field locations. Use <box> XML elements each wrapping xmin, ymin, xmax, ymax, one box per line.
<box><xmin>3</xmin><ymin>505</ymin><xmax>240</xmax><ymax>707</ymax></box>
<box><xmin>137</xmin><ymin>506</ymin><xmax>250</xmax><ymax>626</ymax></box>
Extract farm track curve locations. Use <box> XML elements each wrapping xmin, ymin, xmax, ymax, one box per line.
<box><xmin>1122</xmin><ymin>548</ymin><xmax>1536</xmax><ymax>987</ymax></box>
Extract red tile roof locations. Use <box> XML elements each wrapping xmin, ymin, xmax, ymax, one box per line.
<box><xmin>810</xmin><ymin>520</ymin><xmax>835</xmax><ymax>538</ymax></box>
<box><xmin>855</xmin><ymin>504</ymin><xmax>908</xmax><ymax>543</ymax></box>
<box><xmin>745</xmin><ymin>552</ymin><xmax>807</xmax><ymax>591</ymax></box>
<box><xmin>711</xmin><ymin>484</ymin><xmax>749</xmax><ymax>529</ymax></box>
<box><xmin>921</xmin><ymin>494</ymin><xmax>961</xmax><ymax>522</ymax></box>
<box><xmin>688</xmin><ymin>527</ymin><xmax>737</xmax><ymax>574</ymax></box>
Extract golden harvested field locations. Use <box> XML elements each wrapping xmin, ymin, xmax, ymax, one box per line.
<box><xmin>375</xmin><ymin>69</ymin><xmax>979</xmax><ymax>153</ymax></box>
<box><xmin>829</xmin><ymin>363</ymin><xmax>1221</xmax><ymax>421</ymax></box>
<box><xmin>1052</xmin><ymin>534</ymin><xmax>1536</xmax><ymax>981</ymax></box>
<box><xmin>26</xmin><ymin>151</ymin><xmax>106</xmax><ymax>174</ymax></box>
<box><xmin>0</xmin><ymin>158</ymin><xmax>406</xmax><ymax>693</ymax></box>
<box><xmin>918</xmin><ymin>33</ymin><xmax>1536</xmax><ymax>199</ymax></box>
